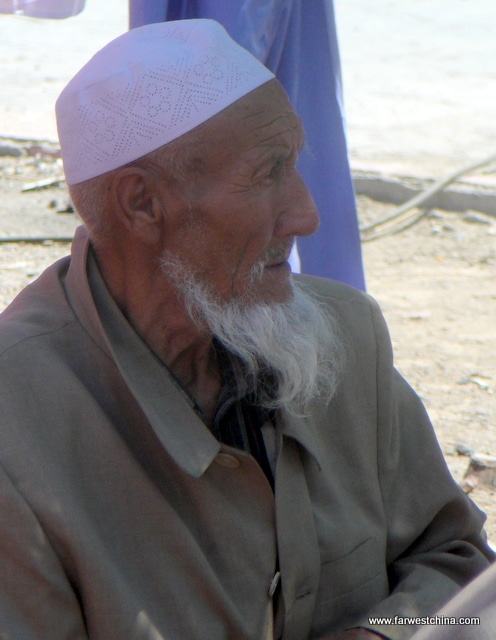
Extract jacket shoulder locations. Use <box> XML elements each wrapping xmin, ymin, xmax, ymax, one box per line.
<box><xmin>294</xmin><ymin>274</ymin><xmax>391</xmax><ymax>356</ymax></box>
<box><xmin>0</xmin><ymin>256</ymin><xmax>72</xmax><ymax>356</ymax></box>
<box><xmin>294</xmin><ymin>274</ymin><xmax>379</xmax><ymax>314</ymax></box>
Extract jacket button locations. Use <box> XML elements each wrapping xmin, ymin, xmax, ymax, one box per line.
<box><xmin>215</xmin><ymin>452</ymin><xmax>240</xmax><ymax>468</ymax></box>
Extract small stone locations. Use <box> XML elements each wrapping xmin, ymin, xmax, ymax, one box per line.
<box><xmin>26</xmin><ymin>144</ymin><xmax>61</xmax><ymax>159</ymax></box>
<box><xmin>57</xmin><ymin>200</ymin><xmax>74</xmax><ymax>214</ymax></box>
<box><xmin>462</xmin><ymin>210</ymin><xmax>493</xmax><ymax>225</ymax></box>
<box><xmin>462</xmin><ymin>454</ymin><xmax>496</xmax><ymax>493</ymax></box>
<box><xmin>0</xmin><ymin>143</ymin><xmax>24</xmax><ymax>157</ymax></box>
<box><xmin>426</xmin><ymin>209</ymin><xmax>444</xmax><ymax>220</ymax></box>
<box><xmin>455</xmin><ymin>443</ymin><xmax>476</xmax><ymax>457</ymax></box>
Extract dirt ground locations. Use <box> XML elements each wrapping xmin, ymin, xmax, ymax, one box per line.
<box><xmin>1</xmin><ymin>146</ymin><xmax>495</xmax><ymax>540</ymax></box>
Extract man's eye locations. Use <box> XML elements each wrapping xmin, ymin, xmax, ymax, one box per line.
<box><xmin>265</xmin><ymin>160</ymin><xmax>284</xmax><ymax>180</ymax></box>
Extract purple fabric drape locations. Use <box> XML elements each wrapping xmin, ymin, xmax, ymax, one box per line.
<box><xmin>0</xmin><ymin>0</ymin><xmax>85</xmax><ymax>18</ymax></box>
<box><xmin>130</xmin><ymin>0</ymin><xmax>365</xmax><ymax>289</ymax></box>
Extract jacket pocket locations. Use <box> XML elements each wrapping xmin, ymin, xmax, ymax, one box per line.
<box><xmin>310</xmin><ymin>536</ymin><xmax>389</xmax><ymax>636</ymax></box>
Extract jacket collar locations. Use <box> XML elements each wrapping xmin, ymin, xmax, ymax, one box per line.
<box><xmin>279</xmin><ymin>409</ymin><xmax>326</xmax><ymax>471</ymax></box>
<box><xmin>64</xmin><ymin>226</ymin><xmax>220</xmax><ymax>478</ymax></box>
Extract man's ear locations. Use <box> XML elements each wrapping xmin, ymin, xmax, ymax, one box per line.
<box><xmin>110</xmin><ymin>166</ymin><xmax>164</xmax><ymax>244</ymax></box>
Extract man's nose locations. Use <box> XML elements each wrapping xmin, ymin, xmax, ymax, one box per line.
<box><xmin>275</xmin><ymin>170</ymin><xmax>320</xmax><ymax>238</ymax></box>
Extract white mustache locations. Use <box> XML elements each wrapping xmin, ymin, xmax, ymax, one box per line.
<box><xmin>247</xmin><ymin>241</ymin><xmax>295</xmax><ymax>283</ymax></box>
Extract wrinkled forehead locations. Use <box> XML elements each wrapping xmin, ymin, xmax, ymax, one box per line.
<box><xmin>201</xmin><ymin>80</ymin><xmax>304</xmax><ymax>155</ymax></box>
<box><xmin>240</xmin><ymin>84</ymin><xmax>303</xmax><ymax>144</ymax></box>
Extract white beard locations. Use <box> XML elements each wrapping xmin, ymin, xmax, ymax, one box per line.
<box><xmin>160</xmin><ymin>252</ymin><xmax>344</xmax><ymax>417</ymax></box>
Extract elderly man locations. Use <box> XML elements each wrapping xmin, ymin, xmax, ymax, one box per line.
<box><xmin>0</xmin><ymin>19</ymin><xmax>492</xmax><ymax>640</ymax></box>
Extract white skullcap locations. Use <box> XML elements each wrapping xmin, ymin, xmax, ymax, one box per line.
<box><xmin>56</xmin><ymin>19</ymin><xmax>275</xmax><ymax>185</ymax></box>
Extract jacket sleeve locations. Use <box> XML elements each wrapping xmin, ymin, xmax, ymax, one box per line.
<box><xmin>0</xmin><ymin>462</ymin><xmax>88</xmax><ymax>640</ymax></box>
<box><xmin>356</xmin><ymin>295</ymin><xmax>494</xmax><ymax>640</ymax></box>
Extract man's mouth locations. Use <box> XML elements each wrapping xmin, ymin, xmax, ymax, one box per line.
<box><xmin>263</xmin><ymin>242</ymin><xmax>294</xmax><ymax>270</ymax></box>
<box><xmin>265</xmin><ymin>258</ymin><xmax>290</xmax><ymax>269</ymax></box>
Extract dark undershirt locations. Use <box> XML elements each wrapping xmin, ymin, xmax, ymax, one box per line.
<box><xmin>207</xmin><ymin>340</ymin><xmax>275</xmax><ymax>488</ymax></box>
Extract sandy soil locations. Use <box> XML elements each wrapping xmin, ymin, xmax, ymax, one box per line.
<box><xmin>1</xmin><ymin>148</ymin><xmax>495</xmax><ymax>539</ymax></box>
<box><xmin>360</xmin><ymin>196</ymin><xmax>496</xmax><ymax>541</ymax></box>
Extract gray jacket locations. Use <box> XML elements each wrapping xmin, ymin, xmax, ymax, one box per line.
<box><xmin>0</xmin><ymin>226</ymin><xmax>492</xmax><ymax>640</ymax></box>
